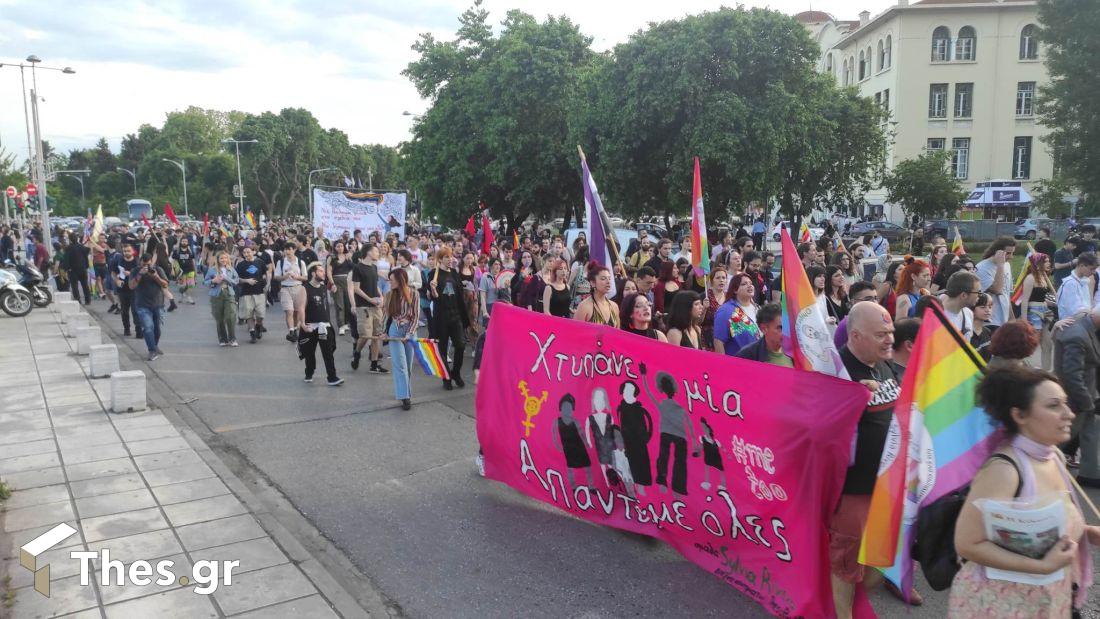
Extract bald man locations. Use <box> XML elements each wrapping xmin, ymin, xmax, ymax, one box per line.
<box><xmin>831</xmin><ymin>302</ymin><xmax>903</xmax><ymax>616</ymax></box>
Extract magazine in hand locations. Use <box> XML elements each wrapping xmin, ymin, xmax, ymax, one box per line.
<box><xmin>975</xmin><ymin>493</ymin><xmax>1068</xmax><ymax>585</ymax></box>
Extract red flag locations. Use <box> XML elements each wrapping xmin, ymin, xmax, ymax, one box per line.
<box><xmin>464</xmin><ymin>214</ymin><xmax>476</xmax><ymax>238</ymax></box>
<box><xmin>481</xmin><ymin>211</ymin><xmax>494</xmax><ymax>255</ymax></box>
<box><xmin>202</xmin><ymin>213</ymin><xmax>210</xmax><ymax>237</ymax></box>
<box><xmin>164</xmin><ymin>202</ymin><xmax>180</xmax><ymax>226</ymax></box>
<box><xmin>512</xmin><ymin>230</ymin><xmax>519</xmax><ymax>251</ymax></box>
<box><xmin>141</xmin><ymin>214</ymin><xmax>152</xmax><ymax>229</ymax></box>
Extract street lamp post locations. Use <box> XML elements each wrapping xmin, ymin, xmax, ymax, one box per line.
<box><xmin>117</xmin><ymin>167</ymin><xmax>137</xmax><ymax>195</ymax></box>
<box><xmin>222</xmin><ymin>139</ymin><xmax>257</xmax><ymax>223</ymax></box>
<box><xmin>161</xmin><ymin>159</ymin><xmax>188</xmax><ymax>217</ymax></box>
<box><xmin>308</xmin><ymin>167</ymin><xmax>338</xmax><ymax>216</ymax></box>
<box><xmin>55</xmin><ymin>169</ymin><xmax>90</xmax><ymax>213</ymax></box>
<box><xmin>2</xmin><ymin>56</ymin><xmax>76</xmax><ymax>254</ymax></box>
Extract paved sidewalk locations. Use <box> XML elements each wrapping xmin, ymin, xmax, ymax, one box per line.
<box><xmin>0</xmin><ymin>307</ymin><xmax>363</xmax><ymax>618</ymax></box>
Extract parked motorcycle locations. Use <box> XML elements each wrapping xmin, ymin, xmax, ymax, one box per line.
<box><xmin>4</xmin><ymin>258</ymin><xmax>52</xmax><ymax>308</ymax></box>
<box><xmin>0</xmin><ymin>269</ymin><xmax>33</xmax><ymax>317</ymax></box>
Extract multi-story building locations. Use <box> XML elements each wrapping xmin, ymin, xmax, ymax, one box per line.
<box><xmin>798</xmin><ymin>0</ymin><xmax>1049</xmax><ymax>222</ymax></box>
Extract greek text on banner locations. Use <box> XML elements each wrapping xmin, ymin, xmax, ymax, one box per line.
<box><xmin>475</xmin><ymin>304</ymin><xmax>870</xmax><ymax>618</ymax></box>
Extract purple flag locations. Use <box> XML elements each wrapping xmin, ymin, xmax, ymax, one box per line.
<box><xmin>580</xmin><ymin>150</ymin><xmax>616</xmax><ymax>297</ymax></box>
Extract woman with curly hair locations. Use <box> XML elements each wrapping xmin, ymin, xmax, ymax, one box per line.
<box><xmin>894</xmin><ymin>257</ymin><xmax>931</xmax><ymax>320</ymax></box>
<box><xmin>1018</xmin><ymin>252</ymin><xmax>1056</xmax><ymax>370</ymax></box>
<box><xmin>833</xmin><ymin>251</ymin><xmax>860</xmax><ymax>287</ymax></box>
<box><xmin>713</xmin><ymin>272</ymin><xmax>760</xmax><ymax>355</ymax></box>
<box><xmin>987</xmin><ymin>319</ymin><xmax>1040</xmax><ymax>369</ymax></box>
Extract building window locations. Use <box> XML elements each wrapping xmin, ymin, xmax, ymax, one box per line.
<box><xmin>956</xmin><ymin>26</ymin><xmax>976</xmax><ymax>61</ymax></box>
<box><xmin>1020</xmin><ymin>24</ymin><xmax>1038</xmax><ymax>60</ymax></box>
<box><xmin>884</xmin><ymin>35</ymin><xmax>892</xmax><ymax>68</ymax></box>
<box><xmin>875</xmin><ymin>92</ymin><xmax>882</xmax><ymax>107</ymax></box>
<box><xmin>932</xmin><ymin>26</ymin><xmax>951</xmax><ymax>62</ymax></box>
<box><xmin>1016</xmin><ymin>82</ymin><xmax>1036</xmax><ymax>116</ymax></box>
<box><xmin>927</xmin><ymin>138</ymin><xmax>946</xmax><ymax>152</ymax></box>
<box><xmin>877</xmin><ymin>40</ymin><xmax>885</xmax><ymax>71</ymax></box>
<box><xmin>954</xmin><ymin>83</ymin><xmax>973</xmax><ymax>118</ymax></box>
<box><xmin>929</xmin><ymin>83</ymin><xmax>948</xmax><ymax>118</ymax></box>
<box><xmin>952</xmin><ymin>138</ymin><xmax>970</xmax><ymax>179</ymax></box>
<box><xmin>842</xmin><ymin>59</ymin><xmax>849</xmax><ymax>85</ymax></box>
<box><xmin>1013</xmin><ymin>136</ymin><xmax>1033</xmax><ymax>179</ymax></box>
<box><xmin>883</xmin><ymin>89</ymin><xmax>890</xmax><ymax>115</ymax></box>
<box><xmin>859</xmin><ymin>50</ymin><xmax>867</xmax><ymax>80</ymax></box>
<box><xmin>826</xmin><ymin>54</ymin><xmax>833</xmax><ymax>75</ymax></box>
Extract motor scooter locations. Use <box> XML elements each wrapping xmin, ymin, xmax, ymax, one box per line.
<box><xmin>0</xmin><ymin>268</ymin><xmax>33</xmax><ymax>317</ymax></box>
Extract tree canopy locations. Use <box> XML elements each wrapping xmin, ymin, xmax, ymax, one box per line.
<box><xmin>881</xmin><ymin>151</ymin><xmax>967</xmax><ymax>220</ymax></box>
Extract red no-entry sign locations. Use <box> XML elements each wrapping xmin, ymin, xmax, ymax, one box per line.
<box><xmin>24</xmin><ymin>183</ymin><xmax>38</xmax><ymax>197</ymax></box>
<box><xmin>5</xmin><ymin>186</ymin><xmax>15</xmax><ymax>198</ymax></box>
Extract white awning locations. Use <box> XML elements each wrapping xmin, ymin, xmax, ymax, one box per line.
<box><xmin>964</xmin><ymin>185</ymin><xmax>1033</xmax><ymax>206</ymax></box>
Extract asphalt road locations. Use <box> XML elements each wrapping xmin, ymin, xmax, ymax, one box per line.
<box><xmin>75</xmin><ymin>288</ymin><xmax>1096</xmax><ymax>619</ymax></box>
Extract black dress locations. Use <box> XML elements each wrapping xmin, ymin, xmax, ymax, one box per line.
<box><xmin>557</xmin><ymin>418</ymin><xmax>590</xmax><ymax>468</ymax></box>
<box><xmin>617</xmin><ymin>400</ymin><xmax>653</xmax><ymax>485</ymax></box>
<box><xmin>548</xmin><ymin>285</ymin><xmax>571</xmax><ymax>318</ymax></box>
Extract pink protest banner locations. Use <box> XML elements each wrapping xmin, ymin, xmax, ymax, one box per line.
<box><xmin>476</xmin><ymin>305</ymin><xmax>870</xmax><ymax>618</ymax></box>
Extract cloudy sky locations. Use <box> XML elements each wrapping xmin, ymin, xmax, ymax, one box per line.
<box><xmin>0</xmin><ymin>0</ymin><xmax>896</xmax><ymax>163</ymax></box>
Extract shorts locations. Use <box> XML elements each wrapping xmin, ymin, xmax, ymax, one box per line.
<box><xmin>93</xmin><ymin>264</ymin><xmax>108</xmax><ymax>280</ymax></box>
<box><xmin>356</xmin><ymin>305</ymin><xmax>384</xmax><ymax>337</ymax></box>
<box><xmin>240</xmin><ymin>294</ymin><xmax>266</xmax><ymax>320</ymax></box>
<box><xmin>828</xmin><ymin>493</ymin><xmax>872</xmax><ymax>584</ymax></box>
<box><xmin>178</xmin><ymin>271</ymin><xmax>196</xmax><ymax>287</ymax></box>
<box><xmin>279</xmin><ymin>286</ymin><xmax>305</xmax><ymax>312</ymax></box>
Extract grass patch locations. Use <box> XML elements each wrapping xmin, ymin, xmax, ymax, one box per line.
<box><xmin>0</xmin><ymin>479</ymin><xmax>11</xmax><ymax>501</ymax></box>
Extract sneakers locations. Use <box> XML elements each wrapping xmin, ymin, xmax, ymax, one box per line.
<box><xmin>249</xmin><ymin>330</ymin><xmax>258</xmax><ymax>344</ymax></box>
<box><xmin>401</xmin><ymin>398</ymin><xmax>411</xmax><ymax>411</ymax></box>
<box><xmin>327</xmin><ymin>377</ymin><xmax>345</xmax><ymax>386</ymax></box>
<box><xmin>442</xmin><ymin>380</ymin><xmax>453</xmax><ymax>391</ymax></box>
<box><xmin>303</xmin><ymin>376</ymin><xmax>314</xmax><ymax>383</ymax></box>
<box><xmin>285</xmin><ymin>330</ymin><xmax>297</xmax><ymax>342</ymax></box>
<box><xmin>369</xmin><ymin>363</ymin><xmax>389</xmax><ymax>374</ymax></box>
<box><xmin>148</xmin><ymin>351</ymin><xmax>162</xmax><ymax>362</ymax></box>
<box><xmin>135</xmin><ymin>332</ymin><xmax>144</xmax><ymax>340</ymax></box>
<box><xmin>338</xmin><ymin>325</ymin><xmax>347</xmax><ymax>336</ymax></box>
<box><xmin>453</xmin><ymin>376</ymin><xmax>465</xmax><ymax>388</ymax></box>
<box><xmin>229</xmin><ymin>340</ymin><xmax>239</xmax><ymax>347</ymax></box>
<box><xmin>475</xmin><ymin>454</ymin><xmax>485</xmax><ymax>477</ymax></box>
<box><xmin>351</xmin><ymin>352</ymin><xmax>361</xmax><ymax>370</ymax></box>
<box><xmin>123</xmin><ymin>328</ymin><xmax>131</xmax><ymax>336</ymax></box>
<box><xmin>167</xmin><ymin>299</ymin><xmax>178</xmax><ymax>312</ymax></box>
<box><xmin>108</xmin><ymin>303</ymin><xmax>118</xmax><ymax>313</ymax></box>
<box><xmin>219</xmin><ymin>340</ymin><xmax>228</xmax><ymax>347</ymax></box>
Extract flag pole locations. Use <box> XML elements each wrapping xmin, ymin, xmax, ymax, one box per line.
<box><xmin>576</xmin><ymin>146</ymin><xmax>622</xmax><ymax>269</ymax></box>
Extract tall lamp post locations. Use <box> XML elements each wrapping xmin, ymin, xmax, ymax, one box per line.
<box><xmin>161</xmin><ymin>158</ymin><xmax>189</xmax><ymax>217</ymax></box>
<box><xmin>1</xmin><ymin>55</ymin><xmax>76</xmax><ymax>254</ymax></box>
<box><xmin>54</xmin><ymin>169</ymin><xmax>90</xmax><ymax>213</ymax></box>
<box><xmin>308</xmin><ymin>167</ymin><xmax>338</xmax><ymax>216</ymax></box>
<box><xmin>222</xmin><ymin>139</ymin><xmax>257</xmax><ymax>223</ymax></box>
<box><xmin>116</xmin><ymin>167</ymin><xmax>137</xmax><ymax>195</ymax></box>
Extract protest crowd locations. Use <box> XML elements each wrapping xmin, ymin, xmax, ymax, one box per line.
<box><xmin>3</xmin><ymin>205</ymin><xmax>1100</xmax><ymax>618</ymax></box>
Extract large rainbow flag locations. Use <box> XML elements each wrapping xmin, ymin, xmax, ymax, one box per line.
<box><xmin>690</xmin><ymin>157</ymin><xmax>710</xmax><ymax>276</ymax></box>
<box><xmin>778</xmin><ymin>226</ymin><xmax>847</xmax><ymax>377</ymax></box>
<box><xmin>858</xmin><ymin>304</ymin><xmax>994</xmax><ymax>600</ymax></box>
<box><xmin>1010</xmin><ymin>242</ymin><xmax>1036</xmax><ymax>305</ymax></box>
<box><xmin>951</xmin><ymin>225</ymin><xmax>966</xmax><ymax>256</ymax></box>
<box><xmin>413</xmin><ymin>338</ymin><xmax>450</xmax><ymax>380</ymax></box>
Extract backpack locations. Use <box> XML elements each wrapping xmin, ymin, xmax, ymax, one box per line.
<box><xmin>912</xmin><ymin>453</ymin><xmax>1020</xmax><ymax>591</ymax></box>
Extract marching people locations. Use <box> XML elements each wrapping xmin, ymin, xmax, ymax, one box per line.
<box><xmin>204</xmin><ymin>251</ymin><xmax>240</xmax><ymax>346</ymax></box>
<box><xmin>427</xmin><ymin>246</ymin><xmax>470</xmax><ymax>389</ymax></box>
<box><xmin>130</xmin><ymin>252</ymin><xmax>169</xmax><ymax>361</ymax></box>
<box><xmin>235</xmin><ymin>245</ymin><xmax>267</xmax><ymax>343</ymax></box>
<box><xmin>275</xmin><ymin>242</ymin><xmax>308</xmax><ymax>341</ymax></box>
<box><xmin>297</xmin><ymin>262</ymin><xmax>343</xmax><ymax>386</ymax></box>
<box><xmin>351</xmin><ymin>243</ymin><xmax>388</xmax><ymax>373</ymax></box>
<box><xmin>110</xmin><ymin>242</ymin><xmax>142</xmax><ymax>338</ymax></box>
<box><xmin>385</xmin><ymin>268</ymin><xmax>420</xmax><ymax>410</ymax></box>
<box><xmin>328</xmin><ymin>239</ymin><xmax>354</xmax><ymax>336</ymax></box>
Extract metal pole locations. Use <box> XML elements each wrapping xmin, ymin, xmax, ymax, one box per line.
<box><xmin>3</xmin><ymin>195</ymin><xmax>9</xmax><ymax>225</ymax></box>
<box><xmin>234</xmin><ymin>142</ymin><xmax>244</xmax><ymax>224</ymax></box>
<box><xmin>19</xmin><ymin>67</ymin><xmax>34</xmax><ymax>184</ymax></box>
<box><xmin>181</xmin><ymin>160</ymin><xmax>188</xmax><ymax>218</ymax></box>
<box><xmin>368</xmin><ymin>167</ymin><xmax>373</xmax><ymax>193</ymax></box>
<box><xmin>30</xmin><ymin>88</ymin><xmax>51</xmax><ymax>255</ymax></box>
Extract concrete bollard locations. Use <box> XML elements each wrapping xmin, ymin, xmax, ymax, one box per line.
<box><xmin>89</xmin><ymin>344</ymin><xmax>120</xmax><ymax>378</ymax></box>
<box><xmin>64</xmin><ymin>314</ymin><xmax>90</xmax><ymax>338</ymax></box>
<box><xmin>76</xmin><ymin>326</ymin><xmax>102</xmax><ymax>355</ymax></box>
<box><xmin>56</xmin><ymin>300</ymin><xmax>79</xmax><ymax>319</ymax></box>
<box><xmin>109</xmin><ymin>370</ymin><xmax>147</xmax><ymax>413</ymax></box>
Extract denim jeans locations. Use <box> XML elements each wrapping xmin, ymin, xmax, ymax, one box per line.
<box><xmin>134</xmin><ymin>305</ymin><xmax>163</xmax><ymax>353</ymax></box>
<box><xmin>387</xmin><ymin>321</ymin><xmax>416</xmax><ymax>400</ymax></box>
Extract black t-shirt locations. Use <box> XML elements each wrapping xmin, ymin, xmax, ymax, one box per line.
<box><xmin>173</xmin><ymin>246</ymin><xmax>196</xmax><ymax>273</ymax></box>
<box><xmin>133</xmin><ymin>265</ymin><xmax>167</xmax><ymax>308</ymax></box>
<box><xmin>298</xmin><ymin>248</ymin><xmax>319</xmax><ymax>266</ymax></box>
<box><xmin>112</xmin><ymin>255</ymin><xmax>139</xmax><ymax>292</ymax></box>
<box><xmin>351</xmin><ymin>262</ymin><xmax>380</xmax><ymax>303</ymax></box>
<box><xmin>68</xmin><ymin>244</ymin><xmax>90</xmax><ymax>273</ymax></box>
<box><xmin>236</xmin><ymin>258</ymin><xmax>267</xmax><ymax>295</ymax></box>
<box><xmin>839</xmin><ymin>346</ymin><xmax>900</xmax><ymax>495</ymax></box>
<box><xmin>303</xmin><ymin>281</ymin><xmax>330</xmax><ymax>323</ymax></box>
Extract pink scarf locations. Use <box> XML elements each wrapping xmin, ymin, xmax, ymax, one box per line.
<box><xmin>1010</xmin><ymin>434</ymin><xmax>1093</xmax><ymax>608</ymax></box>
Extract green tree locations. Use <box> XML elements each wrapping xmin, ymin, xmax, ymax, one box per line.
<box><xmin>1032</xmin><ymin>176</ymin><xmax>1076</xmax><ymax>218</ymax></box>
<box><xmin>882</xmin><ymin>151</ymin><xmax>967</xmax><ymax>220</ymax></box>
<box><xmin>404</xmin><ymin>2</ymin><xmax>595</xmax><ymax>229</ymax></box>
<box><xmin>1038</xmin><ymin>0</ymin><xmax>1100</xmax><ymax>201</ymax></box>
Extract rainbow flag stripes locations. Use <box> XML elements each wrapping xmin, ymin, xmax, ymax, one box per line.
<box><xmin>414</xmin><ymin>338</ymin><xmax>450</xmax><ymax>381</ymax></box>
<box><xmin>858</xmin><ymin>305</ymin><xmax>994</xmax><ymax>601</ymax></box>
<box><xmin>690</xmin><ymin>157</ymin><xmax>710</xmax><ymax>276</ymax></box>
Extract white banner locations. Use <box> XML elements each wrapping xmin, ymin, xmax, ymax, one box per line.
<box><xmin>312</xmin><ymin>189</ymin><xmax>406</xmax><ymax>240</ymax></box>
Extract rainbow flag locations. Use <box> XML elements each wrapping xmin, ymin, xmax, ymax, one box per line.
<box><xmin>779</xmin><ymin>226</ymin><xmax>848</xmax><ymax>377</ymax></box>
<box><xmin>858</xmin><ymin>304</ymin><xmax>994</xmax><ymax>601</ymax></box>
<box><xmin>245</xmin><ymin>211</ymin><xmax>257</xmax><ymax>229</ymax></box>
<box><xmin>690</xmin><ymin>157</ymin><xmax>710</xmax><ymax>276</ymax></box>
<box><xmin>799</xmin><ymin>222</ymin><xmax>811</xmax><ymax>243</ymax></box>
<box><xmin>1010</xmin><ymin>242</ymin><xmax>1035</xmax><ymax>305</ymax></box>
<box><xmin>951</xmin><ymin>225</ymin><xmax>966</xmax><ymax>256</ymax></box>
<box><xmin>413</xmin><ymin>338</ymin><xmax>450</xmax><ymax>380</ymax></box>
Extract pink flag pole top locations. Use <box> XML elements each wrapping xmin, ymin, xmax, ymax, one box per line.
<box><xmin>691</xmin><ymin>157</ymin><xmax>710</xmax><ymax>277</ymax></box>
<box><xmin>476</xmin><ymin>304</ymin><xmax>870</xmax><ymax>617</ymax></box>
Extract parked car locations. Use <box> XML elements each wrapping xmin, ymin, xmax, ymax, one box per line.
<box><xmin>844</xmin><ymin>220</ymin><xmax>912</xmax><ymax>244</ymax></box>
<box><xmin>1014</xmin><ymin>218</ymin><xmax>1053</xmax><ymax>240</ymax></box>
<box><xmin>771</xmin><ymin>221</ymin><xmax>823</xmax><ymax>242</ymax></box>
<box><xmin>633</xmin><ymin>222</ymin><xmax>669</xmax><ymax>239</ymax></box>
